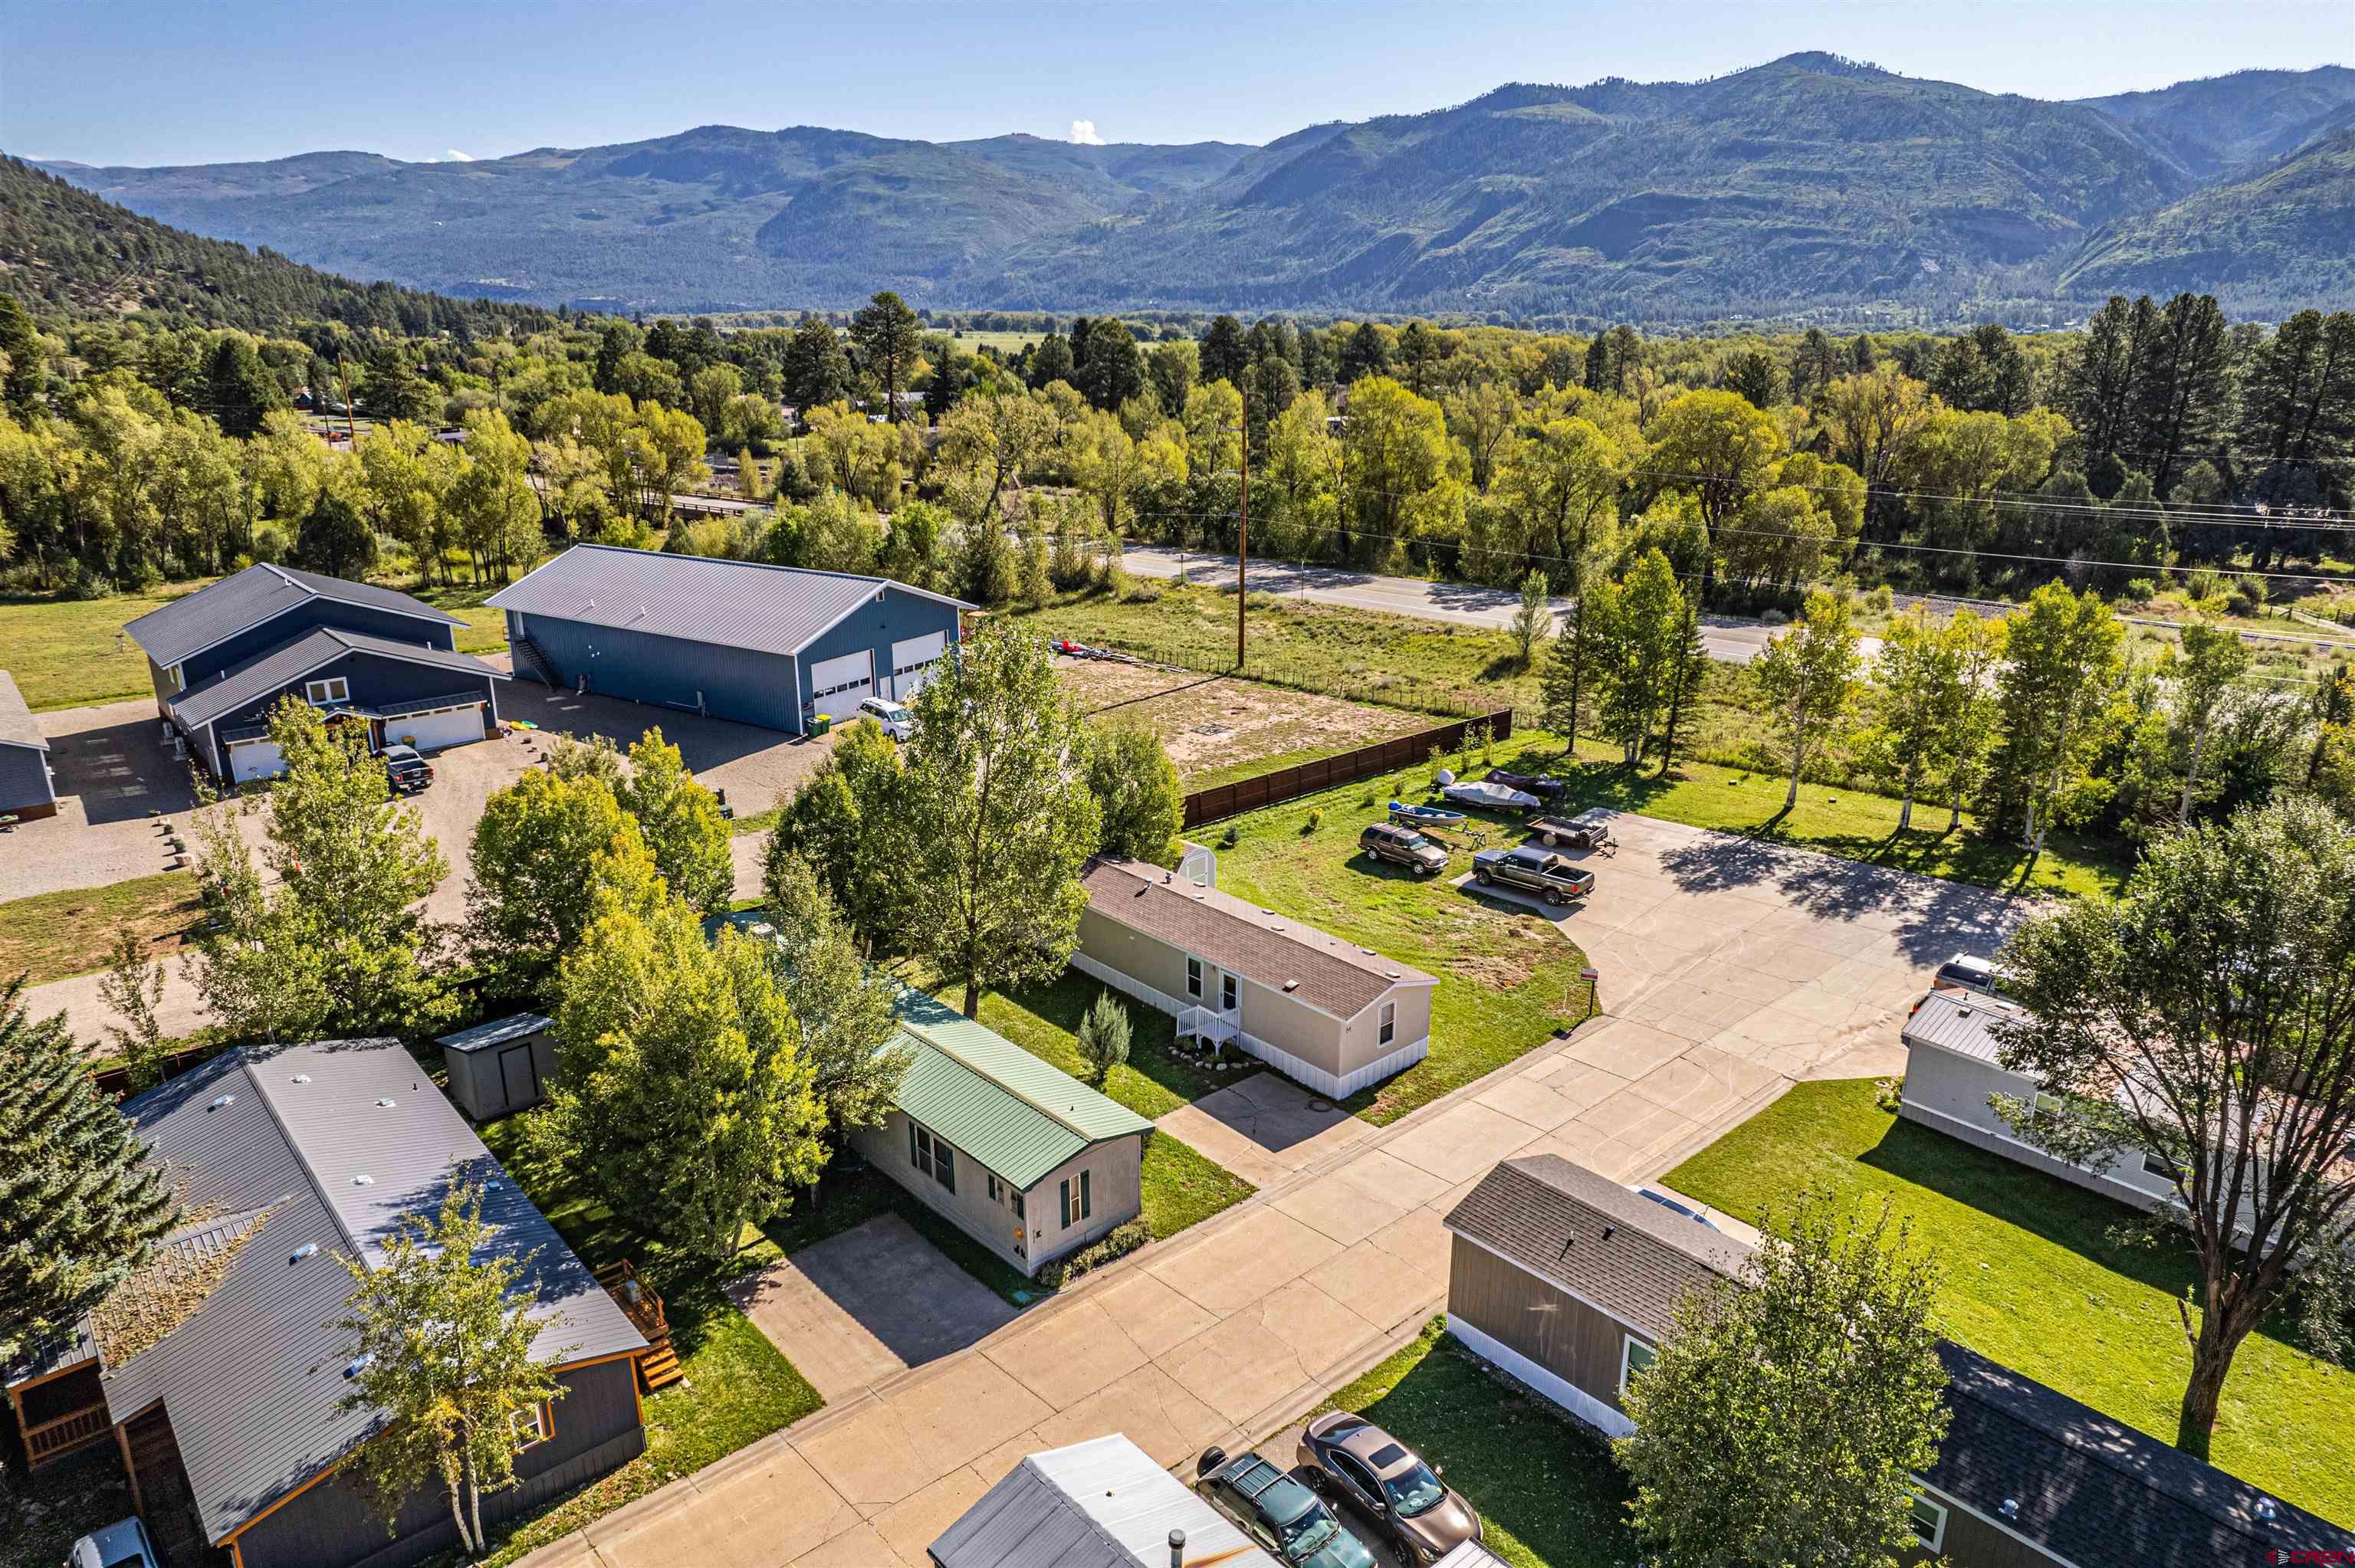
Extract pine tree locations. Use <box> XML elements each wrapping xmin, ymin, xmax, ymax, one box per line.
<box><xmin>851</xmin><ymin>291</ymin><xmax>924</xmax><ymax>422</ymax></box>
<box><xmin>0</xmin><ymin>979</ymin><xmax>176</xmax><ymax>1366</ymax></box>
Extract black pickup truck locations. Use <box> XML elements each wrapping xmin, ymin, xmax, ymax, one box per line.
<box><xmin>1471</xmin><ymin>845</ymin><xmax>1596</xmax><ymax>905</ymax></box>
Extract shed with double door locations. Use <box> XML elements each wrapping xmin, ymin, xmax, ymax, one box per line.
<box><xmin>486</xmin><ymin>543</ymin><xmax>970</xmax><ymax>733</ymax></box>
<box><xmin>437</xmin><ymin>1013</ymin><xmax>558</xmax><ymax>1120</ymax></box>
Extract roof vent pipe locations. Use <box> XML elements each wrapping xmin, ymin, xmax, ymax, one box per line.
<box><xmin>1168</xmin><ymin>1529</ymin><xmax>1185</xmax><ymax>1568</ymax></box>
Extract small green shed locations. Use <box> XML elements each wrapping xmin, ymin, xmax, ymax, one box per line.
<box><xmin>437</xmin><ymin>1013</ymin><xmax>558</xmax><ymax>1121</ymax></box>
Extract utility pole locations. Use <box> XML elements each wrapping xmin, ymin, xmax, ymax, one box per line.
<box><xmin>334</xmin><ymin>354</ymin><xmax>359</xmax><ymax>448</ymax></box>
<box><xmin>1236</xmin><ymin>381</ymin><xmax>1250</xmax><ymax>671</ymax></box>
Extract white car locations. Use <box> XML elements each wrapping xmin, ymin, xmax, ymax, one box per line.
<box><xmin>857</xmin><ymin>696</ymin><xmax>916</xmax><ymax>740</ymax></box>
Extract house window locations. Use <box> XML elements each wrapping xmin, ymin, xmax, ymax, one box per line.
<box><xmin>1059</xmin><ymin>1170</ymin><xmax>1093</xmax><ymax>1228</ymax></box>
<box><xmin>1379</xmin><ymin>1000</ymin><xmax>1396</xmax><ymax>1046</ymax></box>
<box><xmin>2143</xmin><ymin>1150</ymin><xmax>2186</xmax><ymax>1181</ymax></box>
<box><xmin>1187</xmin><ymin>957</ymin><xmax>1203</xmax><ymax>998</ymax></box>
<box><xmin>1221</xmin><ymin>973</ymin><xmax>1238</xmax><ymax>1012</ymax></box>
<box><xmin>509</xmin><ymin>1403</ymin><xmax>550</xmax><ymax>1450</ymax></box>
<box><xmin>1010</xmin><ymin>1191</ymin><xmax>1023</xmax><ymax>1220</ymax></box>
<box><xmin>987</xmin><ymin>1173</ymin><xmax>1001</xmax><ymax>1204</ymax></box>
<box><xmin>2034</xmin><ymin>1089</ymin><xmax>2067</xmax><ymax>1117</ymax></box>
<box><xmin>1907</xmin><ymin>1493</ymin><xmax>1948</xmax><ymax>1552</ymax></box>
<box><xmin>1618</xmin><ymin>1335</ymin><xmax>1657</xmax><ymax>1396</ymax></box>
<box><xmin>910</xmin><ymin>1123</ymin><xmax>956</xmax><ymax>1194</ymax></box>
<box><xmin>304</xmin><ymin>676</ymin><xmax>350</xmax><ymax>706</ymax></box>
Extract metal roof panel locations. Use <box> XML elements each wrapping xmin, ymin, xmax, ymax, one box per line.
<box><xmin>0</xmin><ymin>670</ymin><xmax>48</xmax><ymax>752</ymax></box>
<box><xmin>123</xmin><ymin>563</ymin><xmax>464</xmax><ymax>668</ymax></box>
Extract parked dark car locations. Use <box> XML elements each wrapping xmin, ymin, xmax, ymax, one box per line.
<box><xmin>1359</xmin><ymin>822</ymin><xmax>1450</xmax><ymax>875</ymax></box>
<box><xmin>1526</xmin><ymin>807</ymin><xmax>1616</xmax><ymax>851</ymax></box>
<box><xmin>1196</xmin><ymin>1447</ymin><xmax>1377</xmax><ymax>1567</ymax></box>
<box><xmin>1472</xmin><ymin>845</ymin><xmax>1595</xmax><ymax>905</ymax></box>
<box><xmin>1297</xmin><ymin>1413</ymin><xmax>1483</xmax><ymax>1563</ymax></box>
<box><xmin>380</xmin><ymin>743</ymin><xmax>434</xmax><ymax>794</ymax></box>
<box><xmin>1486</xmin><ymin>769</ymin><xmax>1568</xmax><ymax>799</ymax></box>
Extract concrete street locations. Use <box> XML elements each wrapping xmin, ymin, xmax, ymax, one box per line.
<box><xmin>1116</xmin><ymin>545</ymin><xmax>1884</xmax><ymax>666</ymax></box>
<box><xmin>515</xmin><ymin>811</ymin><xmax>2022</xmax><ymax>1568</ymax></box>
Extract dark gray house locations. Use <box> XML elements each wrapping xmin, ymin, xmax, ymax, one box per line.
<box><xmin>1442</xmin><ymin>1154</ymin><xmax>2351</xmax><ymax>1568</ymax></box>
<box><xmin>3</xmin><ymin>1038</ymin><xmax>646</xmax><ymax>1568</ymax></box>
<box><xmin>123</xmin><ymin>565</ymin><xmax>500</xmax><ymax>783</ymax></box>
<box><xmin>0</xmin><ymin>669</ymin><xmax>57</xmax><ymax>820</ymax></box>
<box><xmin>487</xmin><ymin>543</ymin><xmax>970</xmax><ymax>733</ymax></box>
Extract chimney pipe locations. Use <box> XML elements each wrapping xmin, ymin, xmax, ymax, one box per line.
<box><xmin>1168</xmin><ymin>1527</ymin><xmax>1185</xmax><ymax>1567</ymax></box>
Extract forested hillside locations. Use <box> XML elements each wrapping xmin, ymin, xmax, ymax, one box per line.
<box><xmin>0</xmin><ymin>157</ymin><xmax>561</xmax><ymax>335</ymax></box>
<box><xmin>31</xmin><ymin>54</ymin><xmax>2355</xmax><ymax>320</ymax></box>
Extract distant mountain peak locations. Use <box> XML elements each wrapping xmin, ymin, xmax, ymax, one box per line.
<box><xmin>1761</xmin><ymin>50</ymin><xmax>1894</xmax><ymax>77</ymax></box>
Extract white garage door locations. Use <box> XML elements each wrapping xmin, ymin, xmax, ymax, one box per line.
<box><xmin>228</xmin><ymin>738</ymin><xmax>286</xmax><ymax>784</ymax></box>
<box><xmin>389</xmin><ymin>704</ymin><xmax>485</xmax><ymax>753</ymax></box>
<box><xmin>808</xmin><ymin>650</ymin><xmax>873</xmax><ymax>718</ymax></box>
<box><xmin>890</xmin><ymin>632</ymin><xmax>947</xmax><ymax>699</ymax></box>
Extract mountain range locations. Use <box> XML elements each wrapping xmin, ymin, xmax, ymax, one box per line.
<box><xmin>29</xmin><ymin>53</ymin><xmax>2355</xmax><ymax>321</ymax></box>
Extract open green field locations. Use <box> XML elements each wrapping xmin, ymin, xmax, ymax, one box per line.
<box><xmin>1306</xmin><ymin>1317</ymin><xmax>1634</xmax><ymax>1568</ymax></box>
<box><xmin>1664</xmin><ymin>1080</ymin><xmax>2353</xmax><ymax>1524</ymax></box>
<box><xmin>1209</xmin><ymin>778</ymin><xmax>1596</xmax><ymax>1124</ymax></box>
<box><xmin>0</xmin><ymin>871</ymin><xmax>204</xmax><ymax>989</ymax></box>
<box><xmin>944</xmin><ymin>329</ymin><xmax>1046</xmax><ymax>355</ymax></box>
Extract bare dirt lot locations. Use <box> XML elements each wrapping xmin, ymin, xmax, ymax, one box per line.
<box><xmin>1058</xmin><ymin>658</ymin><xmax>1429</xmax><ymax>787</ymax></box>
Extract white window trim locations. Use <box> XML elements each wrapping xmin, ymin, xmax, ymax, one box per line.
<box><xmin>1379</xmin><ymin>999</ymin><xmax>1397</xmax><ymax>1046</ymax></box>
<box><xmin>1618</xmin><ymin>1333</ymin><xmax>1656</xmax><ymax>1396</ymax></box>
<box><xmin>304</xmin><ymin>676</ymin><xmax>350</xmax><ymax>705</ymax></box>
<box><xmin>1907</xmin><ymin>1491</ymin><xmax>1948</xmax><ymax>1553</ymax></box>
<box><xmin>509</xmin><ymin>1402</ymin><xmax>550</xmax><ymax>1450</ymax></box>
<box><xmin>1186</xmin><ymin>956</ymin><xmax>1203</xmax><ymax>999</ymax></box>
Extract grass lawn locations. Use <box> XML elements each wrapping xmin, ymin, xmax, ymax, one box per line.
<box><xmin>0</xmin><ymin>871</ymin><xmax>204</xmax><ymax>987</ymax></box>
<box><xmin>468</xmin><ymin>1116</ymin><xmax>826</xmax><ymax>1565</ymax></box>
<box><xmin>0</xmin><ymin>582</ymin><xmax>216</xmax><ymax>710</ymax></box>
<box><xmin>1664</xmin><ymin>1080</ymin><xmax>2354</xmax><ymax>1524</ymax></box>
<box><xmin>1207</xmin><ymin>780</ymin><xmax>1595</xmax><ymax>1125</ymax></box>
<box><xmin>1307</xmin><ymin>1317</ymin><xmax>1634</xmax><ymax>1568</ymax></box>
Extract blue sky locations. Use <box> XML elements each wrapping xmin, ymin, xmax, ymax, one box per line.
<box><xmin>6</xmin><ymin>0</ymin><xmax>2349</xmax><ymax>166</ymax></box>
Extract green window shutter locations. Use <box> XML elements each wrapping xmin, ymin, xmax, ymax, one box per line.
<box><xmin>1080</xmin><ymin>1169</ymin><xmax>1092</xmax><ymax>1222</ymax></box>
<box><xmin>1059</xmin><ymin>1178</ymin><xmax>1072</xmax><ymax>1228</ymax></box>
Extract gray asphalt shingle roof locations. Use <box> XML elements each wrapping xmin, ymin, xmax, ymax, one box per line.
<box><xmin>109</xmin><ymin>1038</ymin><xmax>642</xmax><ymax>1547</ymax></box>
<box><xmin>123</xmin><ymin>563</ymin><xmax>464</xmax><ymax>669</ymax></box>
<box><xmin>0</xmin><ymin>669</ymin><xmax>46</xmax><ymax>751</ymax></box>
<box><xmin>167</xmin><ymin>627</ymin><xmax>499</xmax><ymax>732</ymax></box>
<box><xmin>484</xmin><ymin>543</ymin><xmax>971</xmax><ymax>659</ymax></box>
<box><xmin>1082</xmin><ymin>856</ymin><xmax>1437</xmax><ymax>1021</ymax></box>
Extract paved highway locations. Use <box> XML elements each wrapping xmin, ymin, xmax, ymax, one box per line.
<box><xmin>1116</xmin><ymin>546</ymin><xmax>1855</xmax><ymax>666</ymax></box>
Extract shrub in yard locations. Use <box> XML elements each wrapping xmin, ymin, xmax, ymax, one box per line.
<box><xmin>1035</xmin><ymin>1218</ymin><xmax>1150</xmax><ymax>1289</ymax></box>
<box><xmin>1305</xmin><ymin>807</ymin><xmax>1324</xmax><ymax>832</ymax></box>
<box><xmin>1760</xmin><ymin>608</ymin><xmax>1788</xmax><ymax>626</ymax></box>
<box><xmin>1076</xmin><ymin>991</ymin><xmax>1132</xmax><ymax>1085</ymax></box>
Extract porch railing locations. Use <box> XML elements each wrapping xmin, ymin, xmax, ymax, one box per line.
<box><xmin>25</xmin><ymin>1402</ymin><xmax>111</xmax><ymax>1467</ymax></box>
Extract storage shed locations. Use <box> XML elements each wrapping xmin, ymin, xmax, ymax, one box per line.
<box><xmin>487</xmin><ymin>543</ymin><xmax>971</xmax><ymax>734</ymax></box>
<box><xmin>0</xmin><ymin>671</ymin><xmax>57</xmax><ymax>821</ymax></box>
<box><xmin>437</xmin><ymin>1013</ymin><xmax>557</xmax><ymax>1120</ymax></box>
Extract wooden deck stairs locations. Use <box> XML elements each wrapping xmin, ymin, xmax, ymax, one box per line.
<box><xmin>594</xmin><ymin>1260</ymin><xmax>683</xmax><ymax>1392</ymax></box>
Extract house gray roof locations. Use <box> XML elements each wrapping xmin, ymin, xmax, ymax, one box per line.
<box><xmin>1442</xmin><ymin>1153</ymin><xmax>1751</xmax><ymax>1340</ymax></box>
<box><xmin>1082</xmin><ymin>856</ymin><xmax>1436</xmax><ymax>1021</ymax></box>
<box><xmin>123</xmin><ymin>563</ymin><xmax>465</xmax><ymax>669</ymax></box>
<box><xmin>108</xmin><ymin>1038</ymin><xmax>642</xmax><ymax>1547</ymax></box>
<box><xmin>1900</xmin><ymin>988</ymin><xmax>2030</xmax><ymax>1068</ymax></box>
<box><xmin>931</xmin><ymin>1434</ymin><xmax>1277</xmax><ymax>1568</ymax></box>
<box><xmin>485</xmin><ymin>543</ymin><xmax>971</xmax><ymax>659</ymax></box>
<box><xmin>167</xmin><ymin>627</ymin><xmax>500</xmax><ymax>732</ymax></box>
<box><xmin>0</xmin><ymin>670</ymin><xmax>46</xmax><ymax>751</ymax></box>
<box><xmin>437</xmin><ymin>1013</ymin><xmax>554</xmax><ymax>1053</ymax></box>
<box><xmin>1927</xmin><ymin>1340</ymin><xmax>2352</xmax><ymax>1566</ymax></box>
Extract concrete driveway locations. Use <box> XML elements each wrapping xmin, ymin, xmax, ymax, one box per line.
<box><xmin>517</xmin><ymin>810</ymin><xmax>2025</xmax><ymax>1568</ymax></box>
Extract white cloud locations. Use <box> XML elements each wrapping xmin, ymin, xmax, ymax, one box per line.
<box><xmin>1067</xmin><ymin>120</ymin><xmax>1104</xmax><ymax>146</ymax></box>
<box><xmin>445</xmin><ymin>148</ymin><xmax>475</xmax><ymax>162</ymax></box>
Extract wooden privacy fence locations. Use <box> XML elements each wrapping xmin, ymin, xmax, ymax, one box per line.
<box><xmin>1181</xmin><ymin>709</ymin><xmax>1516</xmax><ymax>828</ymax></box>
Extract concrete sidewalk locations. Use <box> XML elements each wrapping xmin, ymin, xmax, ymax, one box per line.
<box><xmin>517</xmin><ymin>810</ymin><xmax>2022</xmax><ymax>1568</ymax></box>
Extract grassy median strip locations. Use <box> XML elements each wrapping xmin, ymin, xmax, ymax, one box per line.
<box><xmin>1307</xmin><ymin>1317</ymin><xmax>1634</xmax><ymax>1568</ymax></box>
<box><xmin>0</xmin><ymin>871</ymin><xmax>205</xmax><ymax>988</ymax></box>
<box><xmin>1664</xmin><ymin>1080</ymin><xmax>2353</xmax><ymax>1524</ymax></box>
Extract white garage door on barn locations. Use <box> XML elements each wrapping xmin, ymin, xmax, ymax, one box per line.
<box><xmin>228</xmin><ymin>737</ymin><xmax>287</xmax><ymax>784</ymax></box>
<box><xmin>808</xmin><ymin>650</ymin><xmax>873</xmax><ymax>717</ymax></box>
<box><xmin>389</xmin><ymin>704</ymin><xmax>486</xmax><ymax>753</ymax></box>
<box><xmin>890</xmin><ymin>632</ymin><xmax>947</xmax><ymax>699</ymax></box>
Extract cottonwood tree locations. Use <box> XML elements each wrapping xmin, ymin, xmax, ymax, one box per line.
<box><xmin>1641</xmin><ymin>388</ymin><xmax>1785</xmax><ymax>605</ymax></box>
<box><xmin>2165</xmin><ymin>622</ymin><xmax>2250</xmax><ymax>825</ymax></box>
<box><xmin>902</xmin><ymin>623</ymin><xmax>1101</xmax><ymax>1017</ymax></box>
<box><xmin>1754</xmin><ymin>589</ymin><xmax>1862</xmax><ymax>813</ymax></box>
<box><xmin>1992</xmin><ymin>795</ymin><xmax>2355</xmax><ymax>1455</ymax></box>
<box><xmin>0</xmin><ymin>980</ymin><xmax>176</xmax><ymax>1366</ymax></box>
<box><xmin>1085</xmin><ymin>719</ymin><xmax>1184</xmax><ymax>863</ymax></box>
<box><xmin>1618</xmin><ymin>1193</ymin><xmax>1949</xmax><ymax>1568</ymax></box>
<box><xmin>771</xmin><ymin>720</ymin><xmax>919</xmax><ymax>956</ymax></box>
<box><xmin>335</xmin><ymin>1187</ymin><xmax>567</xmax><ymax>1557</ymax></box>
<box><xmin>1508</xmin><ymin>569</ymin><xmax>1551</xmax><ymax>668</ymax></box>
<box><xmin>758</xmin><ymin>850</ymin><xmax>910</xmax><ymax>1143</ymax></box>
<box><xmin>468</xmin><ymin>769</ymin><xmax>644</xmax><ymax>993</ymax></box>
<box><xmin>1860</xmin><ymin>607</ymin><xmax>2002</xmax><ymax>832</ymax></box>
<box><xmin>616</xmin><ymin>727</ymin><xmax>734</xmax><ymax>917</ymax></box>
<box><xmin>1981</xmin><ymin>581</ymin><xmax>2123</xmax><ymax>857</ymax></box>
<box><xmin>97</xmin><ymin>927</ymin><xmax>169</xmax><ymax>1090</ymax></box>
<box><xmin>538</xmin><ymin>860</ymin><xmax>824</xmax><ymax>1261</ymax></box>
<box><xmin>1580</xmin><ymin>549</ymin><xmax>1703</xmax><ymax>768</ymax></box>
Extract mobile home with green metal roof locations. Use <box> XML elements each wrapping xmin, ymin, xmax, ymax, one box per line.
<box><xmin>854</xmin><ymin>991</ymin><xmax>1153</xmax><ymax>1278</ymax></box>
